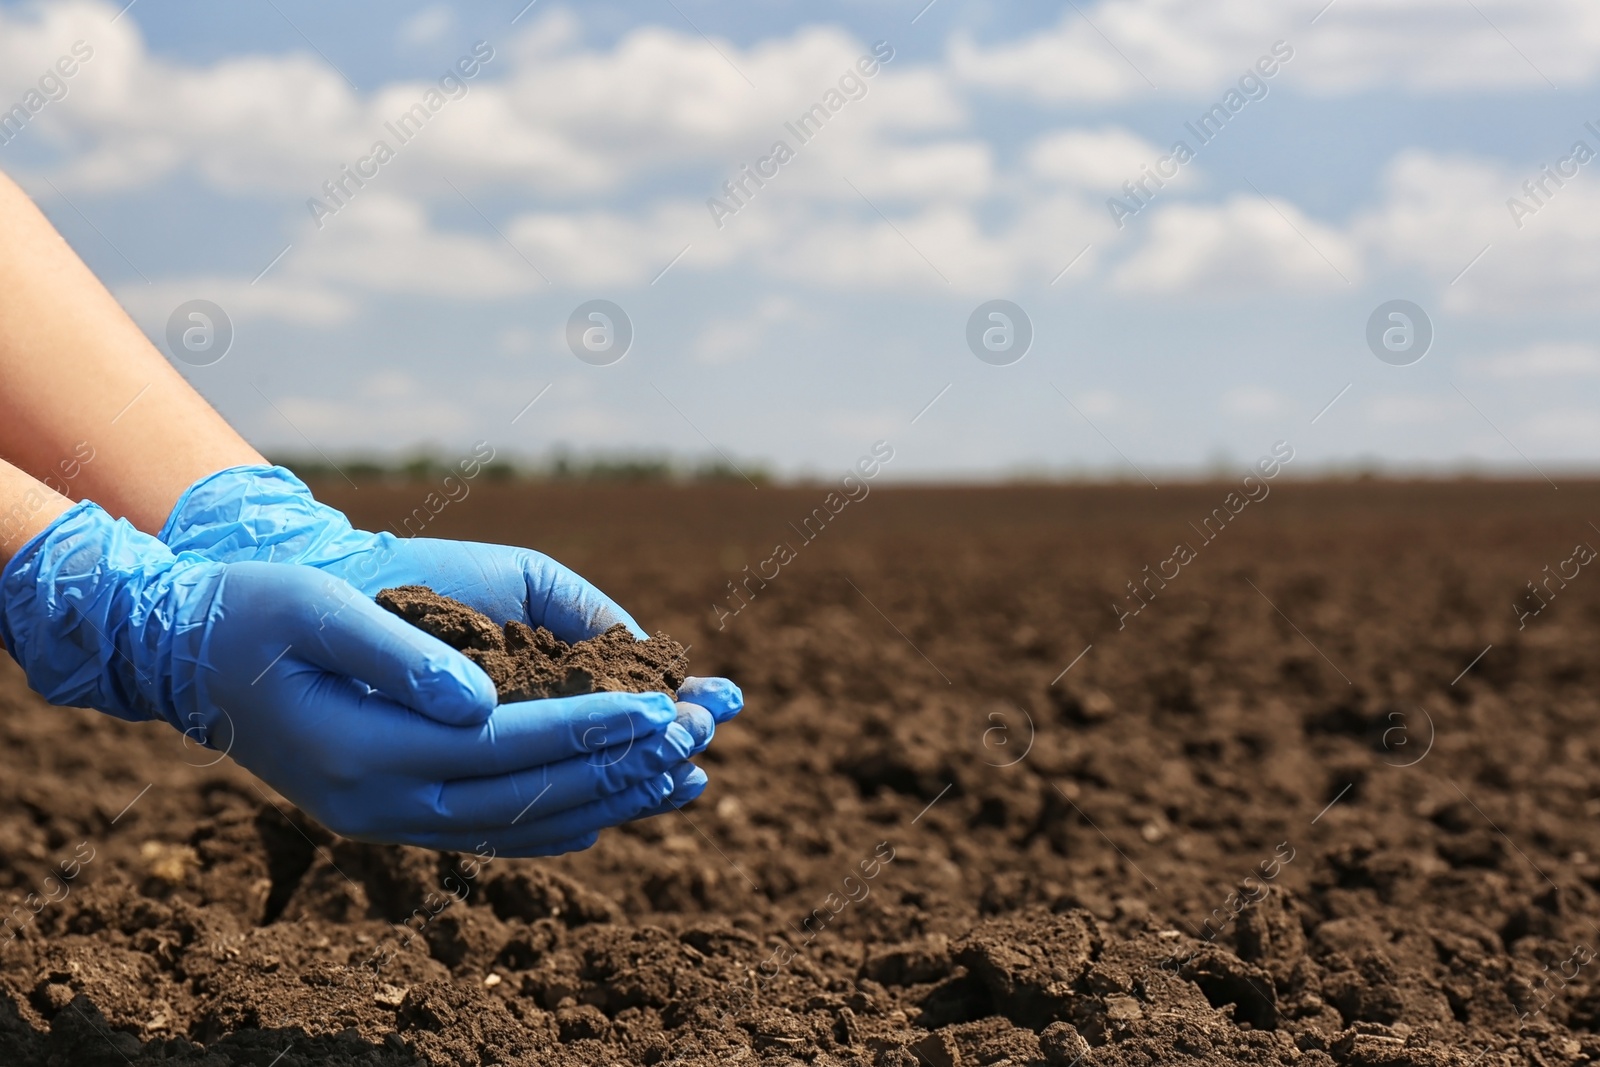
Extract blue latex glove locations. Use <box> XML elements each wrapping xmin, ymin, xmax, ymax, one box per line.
<box><xmin>0</xmin><ymin>501</ymin><xmax>700</xmax><ymax>856</ymax></box>
<box><xmin>158</xmin><ymin>464</ymin><xmax>745</xmax><ymax>813</ymax></box>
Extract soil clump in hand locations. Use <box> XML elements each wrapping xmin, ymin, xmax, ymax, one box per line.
<box><xmin>375</xmin><ymin>584</ymin><xmax>686</xmax><ymax>701</ymax></box>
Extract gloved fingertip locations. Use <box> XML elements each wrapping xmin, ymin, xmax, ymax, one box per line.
<box><xmin>677</xmin><ymin>676</ymin><xmax>744</xmax><ymax>723</ymax></box>
<box><xmin>667</xmin><ymin>763</ymin><xmax>709</xmax><ymax>807</ymax></box>
<box><xmin>673</xmin><ymin>701</ymin><xmax>715</xmax><ymax>752</ymax></box>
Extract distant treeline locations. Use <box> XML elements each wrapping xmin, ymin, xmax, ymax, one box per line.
<box><xmin>267</xmin><ymin>452</ymin><xmax>771</xmax><ymax>486</ymax></box>
<box><xmin>265</xmin><ymin>453</ymin><xmax>1586</xmax><ymax>487</ymax></box>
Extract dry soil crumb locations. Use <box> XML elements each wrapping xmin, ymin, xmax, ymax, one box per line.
<box><xmin>375</xmin><ymin>585</ymin><xmax>686</xmax><ymax>701</ymax></box>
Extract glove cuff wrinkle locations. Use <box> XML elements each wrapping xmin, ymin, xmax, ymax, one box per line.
<box><xmin>159</xmin><ymin>464</ymin><xmax>362</xmax><ymax>565</ymax></box>
<box><xmin>158</xmin><ymin>464</ymin><xmax>280</xmax><ymax>543</ymax></box>
<box><xmin>0</xmin><ymin>501</ymin><xmax>217</xmax><ymax>728</ymax></box>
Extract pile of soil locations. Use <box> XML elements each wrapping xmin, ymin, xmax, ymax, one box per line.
<box><xmin>0</xmin><ymin>481</ymin><xmax>1598</xmax><ymax>1066</ymax></box>
<box><xmin>375</xmin><ymin>584</ymin><xmax>687</xmax><ymax>700</ymax></box>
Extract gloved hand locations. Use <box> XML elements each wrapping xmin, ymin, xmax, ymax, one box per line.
<box><xmin>0</xmin><ymin>501</ymin><xmax>702</xmax><ymax>855</ymax></box>
<box><xmin>158</xmin><ymin>464</ymin><xmax>744</xmax><ymax>815</ymax></box>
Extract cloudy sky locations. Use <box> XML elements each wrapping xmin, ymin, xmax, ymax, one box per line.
<box><xmin>2</xmin><ymin>0</ymin><xmax>1598</xmax><ymax>480</ymax></box>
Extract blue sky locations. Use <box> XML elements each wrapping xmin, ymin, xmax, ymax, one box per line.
<box><xmin>3</xmin><ymin>0</ymin><xmax>1599</xmax><ymax>480</ymax></box>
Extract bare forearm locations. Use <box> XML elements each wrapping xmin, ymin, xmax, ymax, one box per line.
<box><xmin>0</xmin><ymin>458</ymin><xmax>71</xmax><ymax>565</ymax></box>
<box><xmin>0</xmin><ymin>172</ymin><xmax>264</xmax><ymax>532</ymax></box>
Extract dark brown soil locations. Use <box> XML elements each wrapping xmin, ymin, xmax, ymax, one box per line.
<box><xmin>1</xmin><ymin>481</ymin><xmax>1599</xmax><ymax>1065</ymax></box>
<box><xmin>375</xmin><ymin>584</ymin><xmax>687</xmax><ymax>700</ymax></box>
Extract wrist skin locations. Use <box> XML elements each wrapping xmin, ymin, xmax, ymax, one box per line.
<box><xmin>0</xmin><ymin>458</ymin><xmax>73</xmax><ymax>566</ymax></box>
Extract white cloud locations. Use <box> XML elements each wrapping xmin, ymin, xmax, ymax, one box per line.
<box><xmin>949</xmin><ymin>0</ymin><xmax>1600</xmax><ymax>101</ymax></box>
<box><xmin>692</xmin><ymin>296</ymin><xmax>801</xmax><ymax>365</ymax></box>
<box><xmin>12</xmin><ymin>10</ymin><xmax>362</xmax><ymax>193</ymax></box>
<box><xmin>15</xmin><ymin>1</ymin><xmax>1600</xmax><ymax>317</ymax></box>
<box><xmin>766</xmin><ymin>197</ymin><xmax>1106</xmax><ymax>293</ymax></box>
<box><xmin>0</xmin><ymin>4</ymin><xmax>961</xmax><ymax>204</ymax></box>
<box><xmin>1222</xmin><ymin>386</ymin><xmax>1288</xmax><ymax>417</ymax></box>
<box><xmin>137</xmin><ymin>183</ymin><xmax>1113</xmax><ymax>298</ymax></box>
<box><xmin>949</xmin><ymin>15</ymin><xmax>1165</xmax><ymax>103</ymax></box>
<box><xmin>260</xmin><ymin>373</ymin><xmax>638</xmax><ymax>456</ymax></box>
<box><xmin>530</xmin><ymin>402</ymin><xmax>645</xmax><ymax>444</ymax></box>
<box><xmin>829</xmin><ymin>140</ymin><xmax>994</xmax><ymax>202</ymax></box>
<box><xmin>496</xmin><ymin>325</ymin><xmax>537</xmax><ymax>356</ymax></box>
<box><xmin>404</xmin><ymin>187</ymin><xmax>1109</xmax><ymax>294</ymax></box>
<box><xmin>1524</xmin><ymin>407</ymin><xmax>1600</xmax><ymax>448</ymax></box>
<box><xmin>1365</xmin><ymin>392</ymin><xmax>1456</xmax><ymax>425</ymax></box>
<box><xmin>505</xmin><ymin>199</ymin><xmax>745</xmax><ymax>288</ymax></box>
<box><xmin>115</xmin><ymin>277</ymin><xmax>356</xmax><ymax>328</ymax></box>
<box><xmin>1302</xmin><ymin>0</ymin><xmax>1600</xmax><ymax>93</ymax></box>
<box><xmin>1465</xmin><ymin>342</ymin><xmax>1600</xmax><ymax>378</ymax></box>
<box><xmin>1027</xmin><ymin>127</ymin><xmax>1172</xmax><ymax>191</ymax></box>
<box><xmin>1357</xmin><ymin>150</ymin><xmax>1600</xmax><ymax>314</ymax></box>
<box><xmin>821</xmin><ymin>408</ymin><xmax>900</xmax><ymax>443</ymax></box>
<box><xmin>263</xmin><ymin>371</ymin><xmax>477</xmax><ymax>448</ymax></box>
<box><xmin>290</xmin><ymin>192</ymin><xmax>544</xmax><ymax>298</ymax></box>
<box><xmin>1354</xmin><ymin>151</ymin><xmax>1501</xmax><ymax>281</ymax></box>
<box><xmin>1112</xmin><ymin>195</ymin><xmax>1360</xmax><ymax>295</ymax></box>
<box><xmin>0</xmin><ymin>3</ymin><xmax>121</xmax><ymax>105</ymax></box>
<box><xmin>1076</xmin><ymin>390</ymin><xmax>1120</xmax><ymax>418</ymax></box>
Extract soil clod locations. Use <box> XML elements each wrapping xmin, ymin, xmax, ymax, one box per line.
<box><xmin>375</xmin><ymin>585</ymin><xmax>687</xmax><ymax>701</ymax></box>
